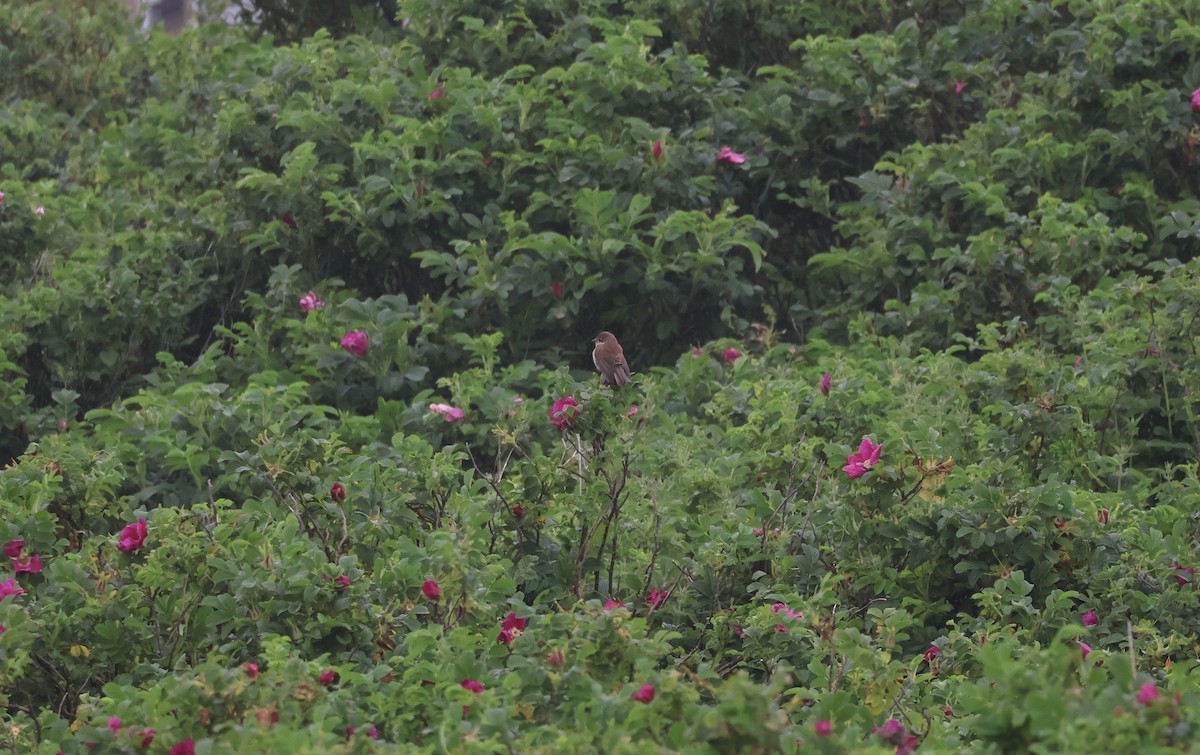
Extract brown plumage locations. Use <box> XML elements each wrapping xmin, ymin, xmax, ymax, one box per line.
<box><xmin>592</xmin><ymin>331</ymin><xmax>631</xmax><ymax>386</ymax></box>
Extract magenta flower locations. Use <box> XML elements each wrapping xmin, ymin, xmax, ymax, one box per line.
<box><xmin>819</xmin><ymin>372</ymin><xmax>832</xmax><ymax>396</ymax></box>
<box><xmin>1136</xmin><ymin>683</ymin><xmax>1160</xmax><ymax>706</ymax></box>
<box><xmin>1098</xmin><ymin>508</ymin><xmax>1109</xmax><ymax>525</ymax></box>
<box><xmin>429</xmin><ymin>403</ymin><xmax>466</xmax><ymax>422</ymax></box>
<box><xmin>422</xmin><ymin>580</ymin><xmax>440</xmax><ymax>599</ymax></box>
<box><xmin>340</xmin><ymin>330</ymin><xmax>369</xmax><ymax>356</ymax></box>
<box><xmin>815</xmin><ymin>720</ymin><xmax>832</xmax><ymax>736</ymax></box>
<box><xmin>280</xmin><ymin>213</ymin><xmax>297</xmax><ymax>230</ymax></box>
<box><xmin>953</xmin><ymin>81</ymin><xmax>967</xmax><ymax>96</ymax></box>
<box><xmin>0</xmin><ymin>190</ymin><xmax>5</xmax><ymax>204</ymax></box>
<box><xmin>1078</xmin><ymin>641</ymin><xmax>1092</xmax><ymax>661</ymax></box>
<box><xmin>169</xmin><ymin>740</ymin><xmax>195</xmax><ymax>755</ymax></box>
<box><xmin>330</xmin><ymin>482</ymin><xmax>346</xmax><ymax>502</ymax></box>
<box><xmin>722</xmin><ymin>347</ymin><xmax>742</xmax><ymax>364</ymax></box>
<box><xmin>319</xmin><ymin>669</ymin><xmax>337</xmax><ymax>686</ymax></box>
<box><xmin>549</xmin><ymin>396</ymin><xmax>581</xmax><ymax>429</ymax></box>
<box><xmin>245</xmin><ymin>662</ymin><xmax>259</xmax><ymax>678</ymax></box>
<box><xmin>461</xmin><ymin>678</ymin><xmax>484</xmax><ymax>694</ymax></box>
<box><xmin>12</xmin><ymin>553</ymin><xmax>42</xmax><ymax>574</ymax></box>
<box><xmin>1169</xmin><ymin>563</ymin><xmax>1196</xmax><ymax>586</ymax></box>
<box><xmin>716</xmin><ymin>146</ymin><xmax>746</xmax><ymax>165</ymax></box>
<box><xmin>771</xmin><ymin>602</ymin><xmax>803</xmax><ymax>619</ymax></box>
<box><xmin>298</xmin><ymin>290</ymin><xmax>325</xmax><ymax>312</ymax></box>
<box><xmin>551</xmin><ymin>280</ymin><xmax>564</xmax><ymax>298</ymax></box>
<box><xmin>2</xmin><ymin>539</ymin><xmax>23</xmax><ymax>558</ymax></box>
<box><xmin>843</xmin><ymin>438</ymin><xmax>883</xmax><ymax>479</ymax></box>
<box><xmin>692</xmin><ymin>346</ymin><xmax>704</xmax><ymax>357</ymax></box>
<box><xmin>651</xmin><ymin>140</ymin><xmax>663</xmax><ymax>160</ymax></box>
<box><xmin>117</xmin><ymin>518</ymin><xmax>148</xmax><ymax>553</ymax></box>
<box><xmin>873</xmin><ymin>719</ymin><xmax>918</xmax><ymax>755</ymax></box>
<box><xmin>137</xmin><ymin>728</ymin><xmax>156</xmax><ymax>747</ymax></box>
<box><xmin>429</xmin><ymin>81</ymin><xmax>445</xmax><ymax>100</ymax></box>
<box><xmin>646</xmin><ymin>587</ymin><xmax>669</xmax><ymax>608</ymax></box>
<box><xmin>108</xmin><ymin>716</ymin><xmax>122</xmax><ymax>733</ymax></box>
<box><xmin>774</xmin><ymin>623</ymin><xmax>788</xmax><ymax>633</ymax></box>
<box><xmin>1081</xmin><ymin>610</ymin><xmax>1098</xmax><ymax>626</ymax></box>
<box><xmin>630</xmin><ymin>683</ymin><xmax>655</xmax><ymax>703</ymax></box>
<box><xmin>501</xmin><ymin>611</ymin><xmax>527</xmax><ymax>632</ymax></box>
<box><xmin>626</xmin><ymin>405</ymin><xmax>638</xmax><ymax>418</ymax></box>
<box><xmin>0</xmin><ymin>625</ymin><xmax>5</xmax><ymax>636</ymax></box>
<box><xmin>0</xmin><ymin>579</ymin><xmax>26</xmax><ymax>601</ymax></box>
<box><xmin>1192</xmin><ymin>88</ymin><xmax>1200</xmax><ymax>112</ymax></box>
<box><xmin>603</xmin><ymin>600</ymin><xmax>625</xmax><ymax>611</ymax></box>
<box><xmin>334</xmin><ymin>575</ymin><xmax>351</xmax><ymax>589</ymax></box>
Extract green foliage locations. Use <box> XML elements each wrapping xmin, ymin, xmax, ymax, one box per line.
<box><xmin>2</xmin><ymin>0</ymin><xmax>1200</xmax><ymax>751</ymax></box>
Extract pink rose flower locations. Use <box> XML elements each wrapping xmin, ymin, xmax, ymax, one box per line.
<box><xmin>819</xmin><ymin>372</ymin><xmax>832</xmax><ymax>396</ymax></box>
<box><xmin>429</xmin><ymin>403</ymin><xmax>466</xmax><ymax>422</ymax></box>
<box><xmin>1079</xmin><ymin>641</ymin><xmax>1092</xmax><ymax>661</ymax></box>
<box><xmin>0</xmin><ymin>579</ymin><xmax>26</xmax><ymax>601</ymax></box>
<box><xmin>651</xmin><ymin>140</ymin><xmax>663</xmax><ymax>160</ymax></box>
<box><xmin>12</xmin><ymin>553</ymin><xmax>42</xmax><ymax>574</ymax></box>
<box><xmin>461</xmin><ymin>678</ymin><xmax>484</xmax><ymax>694</ymax></box>
<box><xmin>245</xmin><ymin>662</ymin><xmax>259</xmax><ymax>678</ymax></box>
<box><xmin>1192</xmin><ymin>87</ymin><xmax>1200</xmax><ymax>113</ymax></box>
<box><xmin>1136</xmin><ymin>683</ymin><xmax>1159</xmax><ymax>706</ymax></box>
<box><xmin>117</xmin><ymin>519</ymin><xmax>148</xmax><ymax>553</ymax></box>
<box><xmin>716</xmin><ymin>146</ymin><xmax>746</xmax><ymax>165</ymax></box>
<box><xmin>1081</xmin><ymin>610</ymin><xmax>1098</xmax><ymax>626</ymax></box>
<box><xmin>169</xmin><ymin>741</ymin><xmax>195</xmax><ymax>755</ymax></box>
<box><xmin>319</xmin><ymin>669</ymin><xmax>337</xmax><ymax>686</ymax></box>
<box><xmin>602</xmin><ymin>600</ymin><xmax>625</xmax><ymax>611</ymax></box>
<box><xmin>953</xmin><ymin>81</ymin><xmax>967</xmax><ymax>96</ymax></box>
<box><xmin>422</xmin><ymin>580</ymin><xmax>440</xmax><ymax>599</ymax></box>
<box><xmin>429</xmin><ymin>82</ymin><xmax>445</xmax><ymax>100</ymax></box>
<box><xmin>646</xmin><ymin>587</ymin><xmax>668</xmax><ymax>608</ymax></box>
<box><xmin>330</xmin><ymin>482</ymin><xmax>346</xmax><ymax>502</ymax></box>
<box><xmin>298</xmin><ymin>290</ymin><xmax>324</xmax><ymax>312</ymax></box>
<box><xmin>815</xmin><ymin>720</ymin><xmax>832</xmax><ymax>736</ymax></box>
<box><xmin>923</xmin><ymin>646</ymin><xmax>940</xmax><ymax>663</ymax></box>
<box><xmin>340</xmin><ymin>330</ymin><xmax>369</xmax><ymax>356</ymax></box>
<box><xmin>2</xmin><ymin>540</ymin><xmax>23</xmax><ymax>558</ymax></box>
<box><xmin>552</xmin><ymin>280</ymin><xmax>564</xmax><ymax>298</ymax></box>
<box><xmin>334</xmin><ymin>575</ymin><xmax>351</xmax><ymax>589</ymax></box>
<box><xmin>630</xmin><ymin>683</ymin><xmax>655</xmax><ymax>703</ymax></box>
<box><xmin>722</xmin><ymin>347</ymin><xmax>742</xmax><ymax>363</ymax></box>
<box><xmin>107</xmin><ymin>716</ymin><xmax>121</xmax><ymax>733</ymax></box>
<box><xmin>549</xmin><ymin>396</ymin><xmax>580</xmax><ymax>429</ymax></box>
<box><xmin>843</xmin><ymin>438</ymin><xmax>883</xmax><ymax>479</ymax></box>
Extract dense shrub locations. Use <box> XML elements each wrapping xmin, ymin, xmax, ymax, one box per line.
<box><xmin>2</xmin><ymin>0</ymin><xmax>1199</xmax><ymax>751</ymax></box>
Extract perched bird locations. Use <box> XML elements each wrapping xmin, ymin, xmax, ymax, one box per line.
<box><xmin>592</xmin><ymin>331</ymin><xmax>631</xmax><ymax>386</ymax></box>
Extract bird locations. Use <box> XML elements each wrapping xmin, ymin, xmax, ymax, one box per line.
<box><xmin>592</xmin><ymin>331</ymin><xmax>631</xmax><ymax>387</ymax></box>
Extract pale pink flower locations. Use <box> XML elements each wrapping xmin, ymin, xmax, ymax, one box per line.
<box><xmin>429</xmin><ymin>403</ymin><xmax>466</xmax><ymax>422</ymax></box>
<box><xmin>953</xmin><ymin>81</ymin><xmax>967</xmax><ymax>96</ymax></box>
<box><xmin>626</xmin><ymin>406</ymin><xmax>638</xmax><ymax>418</ymax></box>
<box><xmin>298</xmin><ymin>290</ymin><xmax>325</xmax><ymax>312</ymax></box>
<box><xmin>35</xmin><ymin>205</ymin><xmax>44</xmax><ymax>216</ymax></box>
<box><xmin>1079</xmin><ymin>641</ymin><xmax>1092</xmax><ymax>661</ymax></box>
